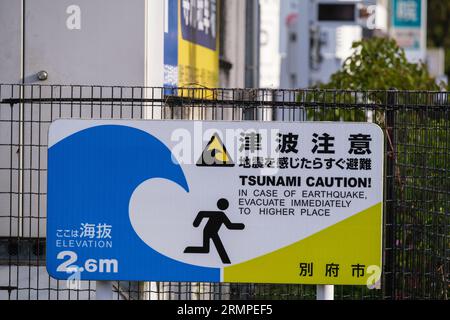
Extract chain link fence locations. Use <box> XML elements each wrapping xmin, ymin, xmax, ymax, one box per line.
<box><xmin>0</xmin><ymin>85</ymin><xmax>448</xmax><ymax>300</ymax></box>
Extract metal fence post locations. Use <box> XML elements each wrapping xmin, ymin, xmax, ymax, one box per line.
<box><xmin>317</xmin><ymin>285</ymin><xmax>334</xmax><ymax>300</ymax></box>
<box><xmin>384</xmin><ymin>89</ymin><xmax>397</xmax><ymax>299</ymax></box>
<box><xmin>96</xmin><ymin>281</ymin><xmax>113</xmax><ymax>300</ymax></box>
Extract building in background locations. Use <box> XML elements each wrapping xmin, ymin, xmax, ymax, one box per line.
<box><xmin>260</xmin><ymin>0</ymin><xmax>370</xmax><ymax>88</ymax></box>
<box><xmin>427</xmin><ymin>48</ymin><xmax>448</xmax><ymax>85</ymax></box>
<box><xmin>280</xmin><ymin>0</ymin><xmax>310</xmax><ymax>88</ymax></box>
<box><xmin>0</xmin><ymin>0</ymin><xmax>260</xmax><ymax>89</ymax></box>
<box><xmin>259</xmin><ymin>0</ymin><xmax>281</xmax><ymax>88</ymax></box>
<box><xmin>219</xmin><ymin>0</ymin><xmax>260</xmax><ymax>88</ymax></box>
<box><xmin>259</xmin><ymin>0</ymin><xmax>310</xmax><ymax>89</ymax></box>
<box><xmin>310</xmin><ymin>0</ymin><xmax>373</xmax><ymax>85</ymax></box>
<box><xmin>259</xmin><ymin>0</ymin><xmax>405</xmax><ymax>88</ymax></box>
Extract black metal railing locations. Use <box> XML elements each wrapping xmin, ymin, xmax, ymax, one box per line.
<box><xmin>0</xmin><ymin>84</ymin><xmax>448</xmax><ymax>300</ymax></box>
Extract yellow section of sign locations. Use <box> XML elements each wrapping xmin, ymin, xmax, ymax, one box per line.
<box><xmin>177</xmin><ymin>2</ymin><xmax>219</xmax><ymax>92</ymax></box>
<box><xmin>208</xmin><ymin>136</ymin><xmax>230</xmax><ymax>162</ymax></box>
<box><xmin>223</xmin><ymin>203</ymin><xmax>383</xmax><ymax>285</ymax></box>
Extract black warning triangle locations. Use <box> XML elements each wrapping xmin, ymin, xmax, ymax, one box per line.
<box><xmin>197</xmin><ymin>133</ymin><xmax>235</xmax><ymax>167</ymax></box>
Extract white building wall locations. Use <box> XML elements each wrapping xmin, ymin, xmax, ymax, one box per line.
<box><xmin>219</xmin><ymin>0</ymin><xmax>247</xmax><ymax>88</ymax></box>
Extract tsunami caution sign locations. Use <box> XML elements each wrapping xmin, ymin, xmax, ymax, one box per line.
<box><xmin>47</xmin><ymin>120</ymin><xmax>383</xmax><ymax>286</ymax></box>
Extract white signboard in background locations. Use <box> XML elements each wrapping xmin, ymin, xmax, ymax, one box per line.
<box><xmin>391</xmin><ymin>0</ymin><xmax>427</xmax><ymax>63</ymax></box>
<box><xmin>47</xmin><ymin>120</ymin><xmax>383</xmax><ymax>286</ymax></box>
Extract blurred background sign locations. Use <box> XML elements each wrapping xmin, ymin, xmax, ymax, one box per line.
<box><xmin>390</xmin><ymin>0</ymin><xmax>427</xmax><ymax>62</ymax></box>
<box><xmin>164</xmin><ymin>0</ymin><xmax>219</xmax><ymax>89</ymax></box>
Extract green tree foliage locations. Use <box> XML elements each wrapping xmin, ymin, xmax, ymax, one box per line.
<box><xmin>318</xmin><ymin>37</ymin><xmax>440</xmax><ymax>91</ymax></box>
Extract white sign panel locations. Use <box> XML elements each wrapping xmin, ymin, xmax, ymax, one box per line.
<box><xmin>47</xmin><ymin>120</ymin><xmax>383</xmax><ymax>285</ymax></box>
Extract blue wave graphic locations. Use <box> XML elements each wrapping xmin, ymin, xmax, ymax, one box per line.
<box><xmin>47</xmin><ymin>125</ymin><xmax>220</xmax><ymax>281</ymax></box>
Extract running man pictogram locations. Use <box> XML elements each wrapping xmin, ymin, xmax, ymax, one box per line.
<box><xmin>184</xmin><ymin>198</ymin><xmax>245</xmax><ymax>264</ymax></box>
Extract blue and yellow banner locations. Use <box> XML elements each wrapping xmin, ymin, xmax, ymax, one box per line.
<box><xmin>164</xmin><ymin>0</ymin><xmax>219</xmax><ymax>89</ymax></box>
